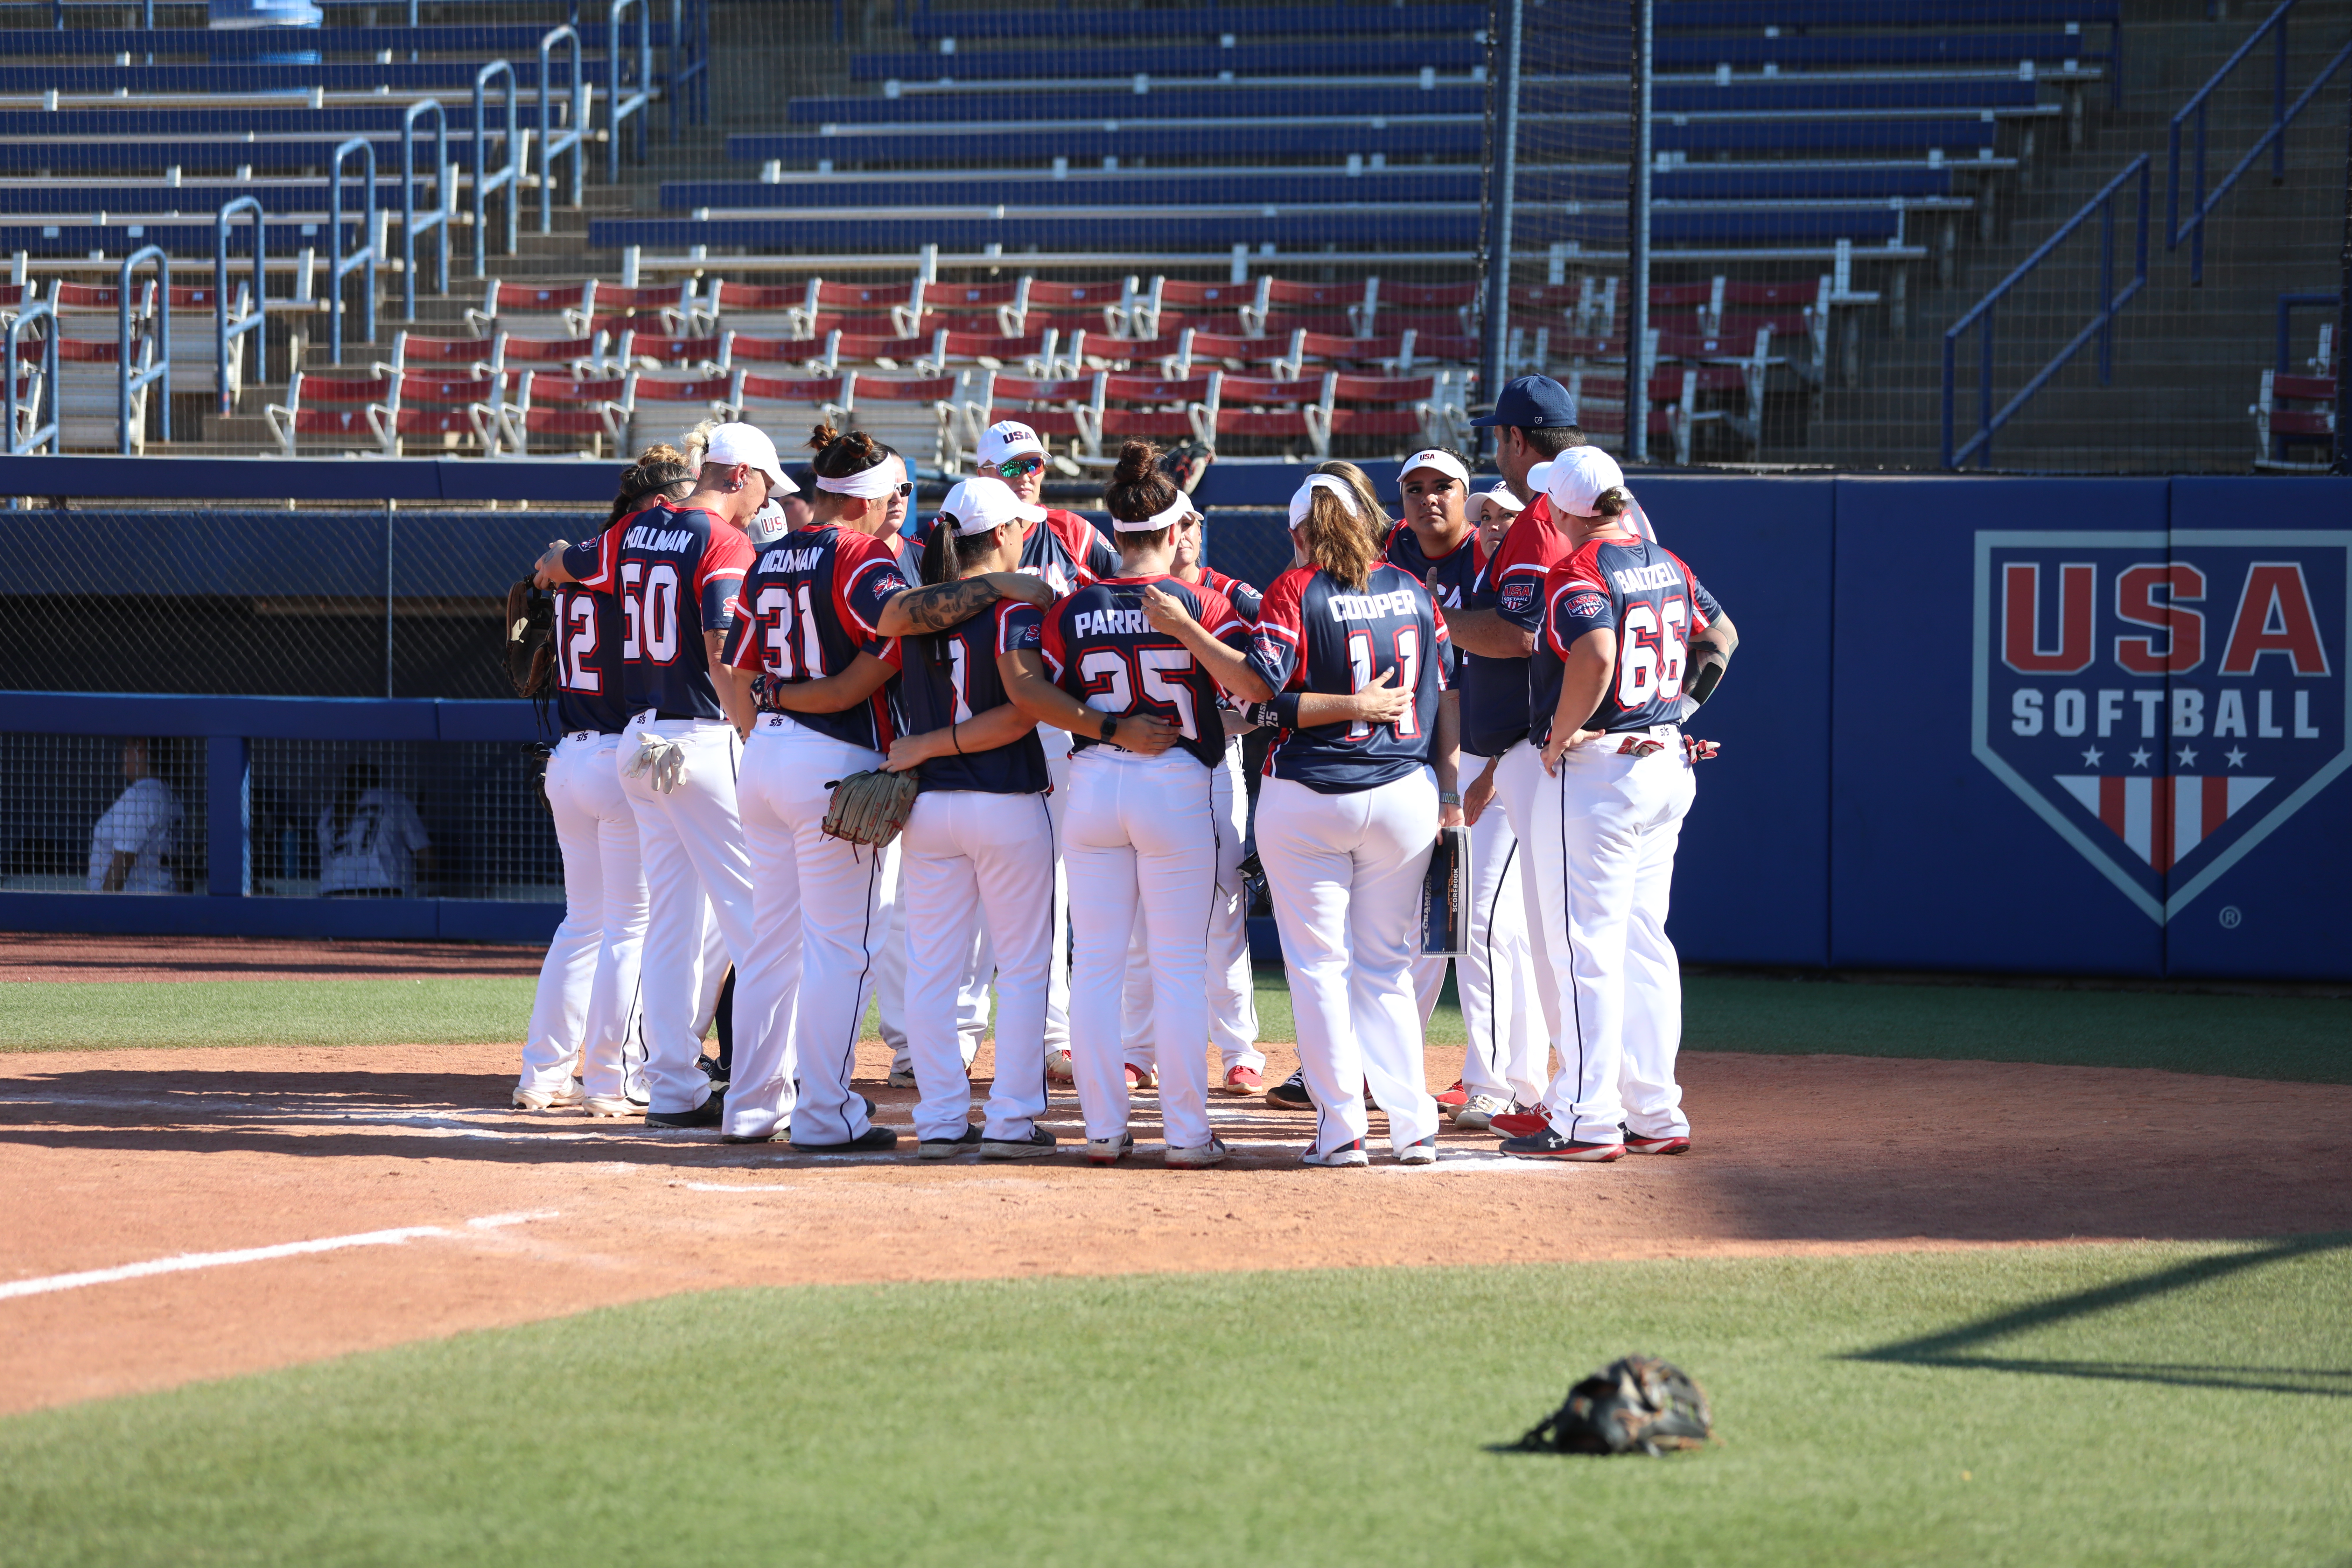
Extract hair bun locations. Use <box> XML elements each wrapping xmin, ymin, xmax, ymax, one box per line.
<box><xmin>807</xmin><ymin>422</ymin><xmax>841</xmax><ymax>454</ymax></box>
<box><xmin>1111</xmin><ymin>440</ymin><xmax>1161</xmax><ymax>486</ymax></box>
<box><xmin>637</xmin><ymin>442</ymin><xmax>687</xmax><ymax>469</ymax></box>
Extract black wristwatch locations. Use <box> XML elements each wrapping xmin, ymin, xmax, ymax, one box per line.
<box><xmin>1099</xmin><ymin>712</ymin><xmax>1119</xmax><ymax>742</ymax></box>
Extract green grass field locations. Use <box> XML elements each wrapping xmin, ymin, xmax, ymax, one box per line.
<box><xmin>6</xmin><ymin>968</ymin><xmax>2345</xmax><ymax>1084</ymax></box>
<box><xmin>1</xmin><ymin>1242</ymin><xmax>2345</xmax><ymax>1566</ymax></box>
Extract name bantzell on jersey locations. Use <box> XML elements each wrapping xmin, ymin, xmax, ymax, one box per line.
<box><xmin>1248</xmin><ymin>562</ymin><xmax>1454</xmax><ymax>794</ymax></box>
<box><xmin>1532</xmin><ymin>536</ymin><xmax>1725</xmax><ymax>741</ymax></box>
<box><xmin>551</xmin><ymin>581</ymin><xmax>632</xmax><ymax>735</ymax></box>
<box><xmin>561</xmin><ymin>500</ymin><xmax>753</xmax><ymax>722</ymax></box>
<box><xmin>1455</xmin><ymin>496</ymin><xmax>1567</xmax><ymax>756</ymax></box>
<box><xmin>723</xmin><ymin>523</ymin><xmax>916</xmax><ymax>752</ymax></box>
<box><xmin>895</xmin><ymin>600</ymin><xmax>1050</xmax><ymax>794</ymax></box>
<box><xmin>1039</xmin><ymin>575</ymin><xmax>1247</xmax><ymax>771</ymax></box>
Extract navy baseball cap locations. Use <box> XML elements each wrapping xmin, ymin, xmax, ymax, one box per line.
<box><xmin>1467</xmin><ymin>374</ymin><xmax>1580</xmax><ymax>428</ymax></box>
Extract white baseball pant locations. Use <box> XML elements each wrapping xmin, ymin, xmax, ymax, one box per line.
<box><xmin>1120</xmin><ymin>737</ymin><xmax>1262</xmax><ymax>1078</ymax></box>
<box><xmin>618</xmin><ymin>714</ymin><xmax>756</xmax><ymax>1116</ymax></box>
<box><xmin>1491</xmin><ymin>737</ymin><xmax>1566</xmax><ymax>1060</ymax></box>
<box><xmin>1528</xmin><ymin>734</ymin><xmax>1696</xmax><ymax>1145</ymax></box>
<box><xmin>611</xmin><ymin>889</ymin><xmax>727</xmax><ymax>1103</ymax></box>
<box><xmin>1040</xmin><ymin>725</ymin><xmax>1074</xmax><ymax>1052</ymax></box>
<box><xmin>1063</xmin><ymin>748</ymin><xmax>1218</xmax><ymax>1152</ymax></box>
<box><xmin>723</xmin><ymin>714</ymin><xmax>890</xmax><ymax>1146</ymax></box>
<box><xmin>1409</xmin><ymin>750</ymin><xmax>1546</xmax><ymax>1108</ymax></box>
<box><xmin>879</xmin><ymin>865</ymin><xmax>991</xmax><ymax>1074</ymax></box>
<box><xmin>518</xmin><ymin>731</ymin><xmax>647</xmax><ymax>1101</ymax></box>
<box><xmin>900</xmin><ymin>789</ymin><xmax>1057</xmax><ymax>1143</ymax></box>
<box><xmin>1256</xmin><ymin>768</ymin><xmax>1442</xmax><ymax>1156</ymax></box>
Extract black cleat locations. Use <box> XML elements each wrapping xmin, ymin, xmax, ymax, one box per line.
<box><xmin>645</xmin><ymin>1094</ymin><xmax>724</xmax><ymax>1130</ymax></box>
<box><xmin>1264</xmin><ymin>1070</ymin><xmax>1314</xmax><ymax>1111</ymax></box>
<box><xmin>791</xmin><ymin>1124</ymin><xmax>899</xmax><ymax>1155</ymax></box>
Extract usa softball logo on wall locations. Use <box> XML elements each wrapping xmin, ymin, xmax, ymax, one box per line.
<box><xmin>1972</xmin><ymin>530</ymin><xmax>2351</xmax><ymax>924</ymax></box>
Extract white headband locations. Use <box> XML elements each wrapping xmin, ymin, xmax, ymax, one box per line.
<box><xmin>1288</xmin><ymin>474</ymin><xmax>1361</xmax><ymax>528</ymax></box>
<box><xmin>1114</xmin><ymin>493</ymin><xmax>1195</xmax><ymax>533</ymax></box>
<box><xmin>815</xmin><ymin>465</ymin><xmax>901</xmax><ymax>499</ymax></box>
<box><xmin>1399</xmin><ymin>449</ymin><xmax>1470</xmax><ymax>490</ymax></box>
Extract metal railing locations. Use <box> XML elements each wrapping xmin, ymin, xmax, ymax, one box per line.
<box><xmin>2166</xmin><ymin>0</ymin><xmax>2352</xmax><ymax>286</ymax></box>
<box><xmin>473</xmin><ymin>58</ymin><xmax>521</xmax><ymax>279</ymax></box>
<box><xmin>4</xmin><ymin>297</ymin><xmax>60</xmax><ymax>456</ymax></box>
<box><xmin>608</xmin><ymin>0</ymin><xmax>652</xmax><ymax>183</ymax></box>
<box><xmin>668</xmin><ymin>0</ymin><xmax>707</xmax><ymax>135</ymax></box>
<box><xmin>401</xmin><ymin>97</ymin><xmax>450</xmax><ymax>323</ymax></box>
<box><xmin>117</xmin><ymin>245</ymin><xmax>171</xmax><ymax>453</ymax></box>
<box><xmin>538</xmin><ymin>23</ymin><xmax>588</xmax><ymax>236</ymax></box>
<box><xmin>2275</xmin><ymin>289</ymin><xmax>2337</xmax><ymax>373</ymax></box>
<box><xmin>1943</xmin><ymin>155</ymin><xmax>2150</xmax><ymax>471</ymax></box>
<box><xmin>214</xmin><ymin>196</ymin><xmax>267</xmax><ymax>414</ymax></box>
<box><xmin>327</xmin><ymin>137</ymin><xmax>377</xmax><ymax>365</ymax></box>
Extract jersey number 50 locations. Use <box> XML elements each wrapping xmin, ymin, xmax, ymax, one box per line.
<box><xmin>619</xmin><ymin>562</ymin><xmax>683</xmax><ymax>665</ymax></box>
<box><xmin>1079</xmin><ymin>646</ymin><xmax>1199</xmax><ymax>740</ymax></box>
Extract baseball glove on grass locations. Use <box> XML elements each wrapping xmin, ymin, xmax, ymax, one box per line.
<box><xmin>504</xmin><ymin>578</ymin><xmax>555</xmax><ymax>701</ymax></box>
<box><xmin>1516</xmin><ymin>1356</ymin><xmax>1714</xmax><ymax>1456</ymax></box>
<box><xmin>821</xmin><ymin>768</ymin><xmax>918</xmax><ymax>847</ymax></box>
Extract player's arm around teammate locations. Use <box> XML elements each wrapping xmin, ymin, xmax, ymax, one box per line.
<box><xmin>1165</xmin><ymin>473</ymin><xmax>1461</xmax><ymax>1166</ymax></box>
<box><xmin>1010</xmin><ymin>441</ymin><xmax>1243</xmax><ymax>1168</ymax></box>
<box><xmin>883</xmin><ymin>476</ymin><xmax>1076</xmax><ymax>1161</ymax></box>
<box><xmin>1510</xmin><ymin>448</ymin><xmax>1736</xmax><ymax>1163</ymax></box>
<box><xmin>532</xmin><ymin>426</ymin><xmax>771</xmax><ymax>1129</ymax></box>
<box><xmin>717</xmin><ymin>426</ymin><xmax>1050</xmax><ymax>1152</ymax></box>
<box><xmin>514</xmin><ymin>447</ymin><xmax>696</xmax><ymax>1115</ymax></box>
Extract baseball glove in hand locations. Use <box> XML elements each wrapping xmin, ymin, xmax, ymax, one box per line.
<box><xmin>1516</xmin><ymin>1356</ymin><xmax>1714</xmax><ymax>1456</ymax></box>
<box><xmin>504</xmin><ymin>578</ymin><xmax>555</xmax><ymax>700</ymax></box>
<box><xmin>821</xmin><ymin>769</ymin><xmax>917</xmax><ymax>847</ymax></box>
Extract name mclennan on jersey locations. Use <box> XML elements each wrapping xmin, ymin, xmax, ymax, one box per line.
<box><xmin>758</xmin><ymin>545</ymin><xmax>824</xmax><ymax>574</ymax></box>
<box><xmin>624</xmin><ymin>523</ymin><xmax>698</xmax><ymax>554</ymax></box>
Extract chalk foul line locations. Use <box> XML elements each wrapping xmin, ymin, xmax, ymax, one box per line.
<box><xmin>0</xmin><ymin>1210</ymin><xmax>560</xmax><ymax>1302</ymax></box>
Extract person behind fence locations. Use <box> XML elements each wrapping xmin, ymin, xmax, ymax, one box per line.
<box><xmin>317</xmin><ymin>760</ymin><xmax>432</xmax><ymax>897</ymax></box>
<box><xmin>88</xmin><ymin>736</ymin><xmax>181</xmax><ymax>894</ymax></box>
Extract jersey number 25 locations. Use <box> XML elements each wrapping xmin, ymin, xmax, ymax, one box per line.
<box><xmin>1079</xmin><ymin>646</ymin><xmax>1198</xmax><ymax>740</ymax></box>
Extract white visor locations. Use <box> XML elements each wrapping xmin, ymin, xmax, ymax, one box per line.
<box><xmin>1114</xmin><ymin>493</ymin><xmax>1195</xmax><ymax>533</ymax></box>
<box><xmin>1482</xmin><ymin>482</ymin><xmax>1527</xmax><ymax>512</ymax></box>
<box><xmin>939</xmin><ymin>475</ymin><xmax>1048</xmax><ymax>536</ymax></box>
<box><xmin>1287</xmin><ymin>474</ymin><xmax>1361</xmax><ymax>528</ymax></box>
<box><xmin>1398</xmin><ymin>448</ymin><xmax>1470</xmax><ymax>491</ymax></box>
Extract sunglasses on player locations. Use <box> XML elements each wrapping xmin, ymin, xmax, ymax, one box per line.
<box><xmin>994</xmin><ymin>454</ymin><xmax>1047</xmax><ymax>479</ymax></box>
<box><xmin>890</xmin><ymin>480</ymin><xmax>915</xmax><ymax>498</ymax></box>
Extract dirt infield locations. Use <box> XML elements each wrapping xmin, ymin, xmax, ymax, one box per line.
<box><xmin>4</xmin><ymin>1037</ymin><xmax>2347</xmax><ymax>1416</ymax></box>
<box><xmin>0</xmin><ymin>934</ymin><xmax>546</xmax><ymax>983</ymax></box>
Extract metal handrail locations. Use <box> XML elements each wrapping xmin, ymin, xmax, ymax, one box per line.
<box><xmin>2166</xmin><ymin>0</ymin><xmax>2352</xmax><ymax>286</ymax></box>
<box><xmin>328</xmin><ymin>136</ymin><xmax>377</xmax><ymax>365</ymax></box>
<box><xmin>214</xmin><ymin>195</ymin><xmax>267</xmax><ymax>414</ymax></box>
<box><xmin>473</xmin><ymin>58</ymin><xmax>520</xmax><ymax>279</ymax></box>
<box><xmin>608</xmin><ymin>0</ymin><xmax>652</xmax><ymax>183</ymax></box>
<box><xmin>401</xmin><ymin>97</ymin><xmax>450</xmax><ymax>323</ymax></box>
<box><xmin>118</xmin><ymin>243</ymin><xmax>169</xmax><ymax>454</ymax></box>
<box><xmin>669</xmin><ymin>0</ymin><xmax>709</xmax><ymax>135</ymax></box>
<box><xmin>538</xmin><ymin>24</ymin><xmax>588</xmax><ymax>235</ymax></box>
<box><xmin>4</xmin><ymin>296</ymin><xmax>60</xmax><ymax>456</ymax></box>
<box><xmin>1943</xmin><ymin>154</ymin><xmax>2149</xmax><ymax>471</ymax></box>
<box><xmin>2275</xmin><ymin>290</ymin><xmax>2336</xmax><ymax>374</ymax></box>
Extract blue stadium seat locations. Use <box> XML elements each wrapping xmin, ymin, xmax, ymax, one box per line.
<box><xmin>0</xmin><ymin>219</ymin><xmax>366</xmax><ymax>259</ymax></box>
<box><xmin>0</xmin><ymin>180</ymin><xmax>411</xmax><ymax>216</ymax></box>
<box><xmin>0</xmin><ymin>139</ymin><xmax>496</xmax><ymax>174</ymax></box>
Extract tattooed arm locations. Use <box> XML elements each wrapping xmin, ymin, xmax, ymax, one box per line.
<box><xmin>875</xmin><ymin>572</ymin><xmax>1054</xmax><ymax>638</ymax></box>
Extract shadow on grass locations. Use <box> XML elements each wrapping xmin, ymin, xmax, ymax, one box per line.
<box><xmin>1846</xmin><ymin>1234</ymin><xmax>2352</xmax><ymax>1398</ymax></box>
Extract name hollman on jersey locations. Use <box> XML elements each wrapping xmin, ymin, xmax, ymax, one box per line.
<box><xmin>1975</xmin><ymin>532</ymin><xmax>2346</xmax><ymax>905</ymax></box>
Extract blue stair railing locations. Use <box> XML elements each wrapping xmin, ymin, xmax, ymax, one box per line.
<box><xmin>118</xmin><ymin>244</ymin><xmax>170</xmax><ymax>453</ymax></box>
<box><xmin>213</xmin><ymin>196</ymin><xmax>267</xmax><ymax>414</ymax></box>
<box><xmin>401</xmin><ymin>97</ymin><xmax>450</xmax><ymax>323</ymax></box>
<box><xmin>1943</xmin><ymin>155</ymin><xmax>2149</xmax><ymax>470</ymax></box>
<box><xmin>2167</xmin><ymin>0</ymin><xmax>2352</xmax><ymax>286</ymax></box>
<box><xmin>473</xmin><ymin>58</ymin><xmax>520</xmax><ymax>279</ymax></box>
<box><xmin>5</xmin><ymin>297</ymin><xmax>61</xmax><ymax>456</ymax></box>
<box><xmin>538</xmin><ymin>23</ymin><xmax>588</xmax><ymax>235</ymax></box>
<box><xmin>327</xmin><ymin>135</ymin><xmax>377</xmax><ymax>364</ymax></box>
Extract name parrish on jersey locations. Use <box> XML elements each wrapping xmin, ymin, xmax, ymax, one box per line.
<box><xmin>1532</xmin><ymin>536</ymin><xmax>1726</xmax><ymax>743</ymax></box>
<box><xmin>722</xmin><ymin>522</ymin><xmax>916</xmax><ymax>752</ymax></box>
<box><xmin>560</xmin><ymin>499</ymin><xmax>753</xmax><ymax>722</ymax></box>
<box><xmin>1038</xmin><ymin>574</ymin><xmax>1248</xmax><ymax>772</ymax></box>
<box><xmin>1247</xmin><ymin>561</ymin><xmax>1455</xmax><ymax>794</ymax></box>
<box><xmin>895</xmin><ymin>600</ymin><xmax>1050</xmax><ymax>795</ymax></box>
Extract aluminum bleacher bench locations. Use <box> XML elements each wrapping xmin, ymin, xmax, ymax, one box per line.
<box><xmin>852</xmin><ymin>38</ymin><xmax>1484</xmax><ymax>84</ymax></box>
<box><xmin>905</xmin><ymin>6</ymin><xmax>1486</xmax><ymax>42</ymax></box>
<box><xmin>0</xmin><ymin>23</ymin><xmax>681</xmax><ymax>61</ymax></box>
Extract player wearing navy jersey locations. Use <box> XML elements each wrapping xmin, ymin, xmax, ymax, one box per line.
<box><xmin>1117</xmin><ymin>500</ymin><xmax>1268</xmax><ymax>1097</ymax></box>
<box><xmin>879</xmin><ymin>477</ymin><xmax>1062</xmax><ymax>1161</ymax></box>
<box><xmin>536</xmin><ymin>424</ymin><xmax>775</xmax><ymax>1129</ymax></box>
<box><xmin>1380</xmin><ymin>448</ymin><xmax>1547</xmax><ymax>1134</ymax></box>
<box><xmin>515</xmin><ymin>447</ymin><xmax>695</xmax><ymax>1117</ymax></box>
<box><xmin>1023</xmin><ymin>442</ymin><xmax>1240</xmax><ymax>1168</ymax></box>
<box><xmin>1159</xmin><ymin>473</ymin><xmax>1461</xmax><ymax>1166</ymax></box>
<box><xmin>1503</xmin><ymin>448</ymin><xmax>1737</xmax><ymax>1162</ymax></box>
<box><xmin>975</xmin><ymin>420</ymin><xmax>1117</xmax><ymax>1080</ymax></box>
<box><xmin>716</xmin><ymin>427</ymin><xmax>1053</xmax><ymax>1152</ymax></box>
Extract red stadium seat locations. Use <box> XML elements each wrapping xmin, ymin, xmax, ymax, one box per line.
<box><xmin>466</xmin><ymin>279</ymin><xmax>596</xmax><ymax>340</ymax></box>
<box><xmin>498</xmin><ymin>371</ymin><xmax>629</xmax><ymax>457</ymax></box>
<box><xmin>1244</xmin><ymin>277</ymin><xmax>1375</xmax><ymax>337</ymax></box>
<box><xmin>2251</xmin><ymin>370</ymin><xmax>2337</xmax><ymax>471</ymax></box>
<box><xmin>736</xmin><ymin>371</ymin><xmax>850</xmax><ymax>435</ymax></box>
<box><xmin>627</xmin><ymin>369</ymin><xmax>740</xmax><ymax>451</ymax></box>
<box><xmin>843</xmin><ymin>371</ymin><xmax>963</xmax><ymax>471</ymax></box>
<box><xmin>1094</xmin><ymin>370</ymin><xmax>1217</xmax><ymax>450</ymax></box>
<box><xmin>1211</xmin><ymin>372</ymin><xmax>1323</xmax><ymax>453</ymax></box>
<box><xmin>696</xmin><ymin>274</ymin><xmax>926</xmax><ymax>340</ymax></box>
<box><xmin>1124</xmin><ymin>275</ymin><xmax>1267</xmax><ymax>340</ymax></box>
<box><xmin>967</xmin><ymin>369</ymin><xmax>1105</xmax><ymax>459</ymax></box>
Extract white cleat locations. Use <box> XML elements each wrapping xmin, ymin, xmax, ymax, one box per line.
<box><xmin>512</xmin><ymin>1081</ymin><xmax>584</xmax><ymax>1112</ymax></box>
<box><xmin>581</xmin><ymin>1095</ymin><xmax>640</xmax><ymax>1119</ymax></box>
<box><xmin>1164</xmin><ymin>1136</ymin><xmax>1231</xmax><ymax>1169</ymax></box>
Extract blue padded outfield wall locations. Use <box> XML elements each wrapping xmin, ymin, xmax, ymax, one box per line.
<box><xmin>1</xmin><ymin>475</ymin><xmax>2345</xmax><ymax>980</ymax></box>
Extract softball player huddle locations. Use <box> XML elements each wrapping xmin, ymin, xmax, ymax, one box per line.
<box><xmin>514</xmin><ymin>372</ymin><xmax>1737</xmax><ymax>1167</ymax></box>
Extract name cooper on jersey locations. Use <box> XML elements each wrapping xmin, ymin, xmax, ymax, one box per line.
<box><xmin>1323</xmin><ymin>587</ymin><xmax>1423</xmax><ymax>622</ymax></box>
